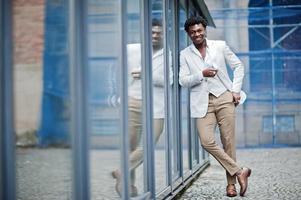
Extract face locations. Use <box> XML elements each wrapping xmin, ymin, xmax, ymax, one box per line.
<box><xmin>152</xmin><ymin>25</ymin><xmax>163</xmax><ymax>48</ymax></box>
<box><xmin>187</xmin><ymin>23</ymin><xmax>206</xmax><ymax>45</ymax></box>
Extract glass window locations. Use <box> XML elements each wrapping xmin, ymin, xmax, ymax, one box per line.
<box><xmin>5</xmin><ymin>0</ymin><xmax>217</xmax><ymax>199</ymax></box>
<box><xmin>14</xmin><ymin>1</ymin><xmax>72</xmax><ymax>199</ymax></box>
<box><xmin>168</xmin><ymin>0</ymin><xmax>181</xmax><ymax>187</ymax></box>
<box><xmin>179</xmin><ymin>2</ymin><xmax>191</xmax><ymax>178</ymax></box>
<box><xmin>87</xmin><ymin>1</ymin><xmax>123</xmax><ymax>199</ymax></box>
<box><xmin>125</xmin><ymin>0</ymin><xmax>145</xmax><ymax>197</ymax></box>
<box><xmin>151</xmin><ymin>0</ymin><xmax>169</xmax><ymax>194</ymax></box>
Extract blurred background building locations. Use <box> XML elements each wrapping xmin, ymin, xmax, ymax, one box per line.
<box><xmin>205</xmin><ymin>0</ymin><xmax>301</xmax><ymax>147</ymax></box>
<box><xmin>1</xmin><ymin>0</ymin><xmax>301</xmax><ymax>200</ymax></box>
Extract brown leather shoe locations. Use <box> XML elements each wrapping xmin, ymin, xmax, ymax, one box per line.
<box><xmin>226</xmin><ymin>184</ymin><xmax>237</xmax><ymax>197</ymax></box>
<box><xmin>237</xmin><ymin>167</ymin><xmax>252</xmax><ymax>196</ymax></box>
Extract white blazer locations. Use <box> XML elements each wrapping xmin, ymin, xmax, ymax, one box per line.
<box><xmin>179</xmin><ymin>39</ymin><xmax>245</xmax><ymax>118</ymax></box>
<box><xmin>127</xmin><ymin>43</ymin><xmax>172</xmax><ymax>119</ymax></box>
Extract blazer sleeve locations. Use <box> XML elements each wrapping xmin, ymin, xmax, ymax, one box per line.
<box><xmin>179</xmin><ymin>51</ymin><xmax>203</xmax><ymax>88</ymax></box>
<box><xmin>222</xmin><ymin>42</ymin><xmax>245</xmax><ymax>93</ymax></box>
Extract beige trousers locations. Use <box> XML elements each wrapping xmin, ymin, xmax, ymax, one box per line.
<box><xmin>128</xmin><ymin>98</ymin><xmax>164</xmax><ymax>185</ymax></box>
<box><xmin>196</xmin><ymin>91</ymin><xmax>240</xmax><ymax>185</ymax></box>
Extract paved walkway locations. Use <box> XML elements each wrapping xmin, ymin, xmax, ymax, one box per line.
<box><xmin>16</xmin><ymin>147</ymin><xmax>301</xmax><ymax>199</ymax></box>
<box><xmin>16</xmin><ymin>148</ymin><xmax>173</xmax><ymax>200</ymax></box>
<box><xmin>178</xmin><ymin>147</ymin><xmax>301</xmax><ymax>200</ymax></box>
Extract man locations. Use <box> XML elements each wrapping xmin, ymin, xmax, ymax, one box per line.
<box><xmin>179</xmin><ymin>16</ymin><xmax>251</xmax><ymax>197</ymax></box>
<box><xmin>111</xmin><ymin>19</ymin><xmax>169</xmax><ymax>197</ymax></box>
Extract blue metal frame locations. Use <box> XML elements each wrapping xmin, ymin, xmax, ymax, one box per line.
<box><xmin>119</xmin><ymin>0</ymin><xmax>131</xmax><ymax>199</ymax></box>
<box><xmin>0</xmin><ymin>0</ymin><xmax>16</xmax><ymax>199</ymax></box>
<box><xmin>269</xmin><ymin>0</ymin><xmax>277</xmax><ymax>145</ymax></box>
<box><xmin>141</xmin><ymin>0</ymin><xmax>156</xmax><ymax>197</ymax></box>
<box><xmin>69</xmin><ymin>0</ymin><xmax>90</xmax><ymax>199</ymax></box>
<box><xmin>163</xmin><ymin>0</ymin><xmax>173</xmax><ymax>192</ymax></box>
<box><xmin>0</xmin><ymin>0</ymin><xmax>3</xmax><ymax>197</ymax></box>
<box><xmin>172</xmin><ymin>0</ymin><xmax>183</xmax><ymax>181</ymax></box>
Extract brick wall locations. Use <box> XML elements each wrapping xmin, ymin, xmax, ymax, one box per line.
<box><xmin>13</xmin><ymin>0</ymin><xmax>45</xmax><ymax>145</ymax></box>
<box><xmin>13</xmin><ymin>0</ymin><xmax>45</xmax><ymax>65</ymax></box>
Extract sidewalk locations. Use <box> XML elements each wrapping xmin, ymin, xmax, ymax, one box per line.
<box><xmin>178</xmin><ymin>147</ymin><xmax>301</xmax><ymax>200</ymax></box>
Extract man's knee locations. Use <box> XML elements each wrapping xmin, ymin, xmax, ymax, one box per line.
<box><xmin>200</xmin><ymin>139</ymin><xmax>216</xmax><ymax>150</ymax></box>
<box><xmin>221</xmin><ymin>134</ymin><xmax>233</xmax><ymax>145</ymax></box>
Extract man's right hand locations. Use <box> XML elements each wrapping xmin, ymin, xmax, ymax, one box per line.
<box><xmin>202</xmin><ymin>68</ymin><xmax>218</xmax><ymax>77</ymax></box>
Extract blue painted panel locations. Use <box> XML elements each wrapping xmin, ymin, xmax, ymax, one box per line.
<box><xmin>38</xmin><ymin>0</ymin><xmax>70</xmax><ymax>146</ymax></box>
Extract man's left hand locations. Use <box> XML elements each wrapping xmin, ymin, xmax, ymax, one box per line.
<box><xmin>232</xmin><ymin>92</ymin><xmax>241</xmax><ymax>106</ymax></box>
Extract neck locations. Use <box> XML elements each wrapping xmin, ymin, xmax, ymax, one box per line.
<box><xmin>194</xmin><ymin>39</ymin><xmax>207</xmax><ymax>50</ymax></box>
<box><xmin>153</xmin><ymin>45</ymin><xmax>162</xmax><ymax>53</ymax></box>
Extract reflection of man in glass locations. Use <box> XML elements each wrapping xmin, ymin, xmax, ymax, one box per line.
<box><xmin>112</xmin><ymin>19</ymin><xmax>166</xmax><ymax>197</ymax></box>
<box><xmin>179</xmin><ymin>16</ymin><xmax>251</xmax><ymax>197</ymax></box>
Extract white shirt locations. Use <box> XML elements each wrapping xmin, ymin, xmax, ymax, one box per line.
<box><xmin>203</xmin><ymin>48</ymin><xmax>227</xmax><ymax>97</ymax></box>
